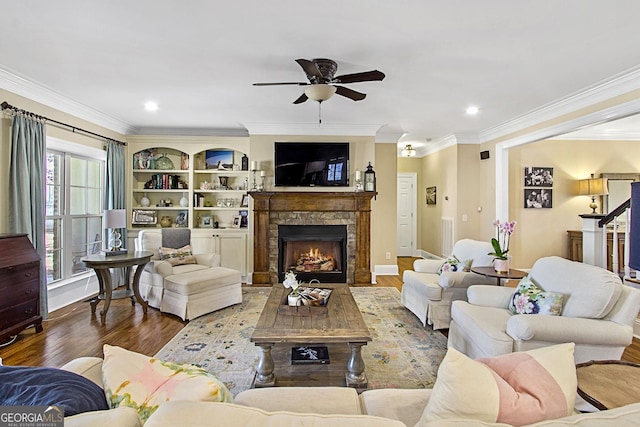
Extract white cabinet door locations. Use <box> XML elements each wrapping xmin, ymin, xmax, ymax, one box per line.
<box><xmin>213</xmin><ymin>233</ymin><xmax>247</xmax><ymax>275</ymax></box>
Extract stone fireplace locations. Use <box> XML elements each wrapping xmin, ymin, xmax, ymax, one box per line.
<box><xmin>249</xmin><ymin>192</ymin><xmax>376</xmax><ymax>285</ymax></box>
<box><xmin>278</xmin><ymin>224</ymin><xmax>347</xmax><ymax>283</ymax></box>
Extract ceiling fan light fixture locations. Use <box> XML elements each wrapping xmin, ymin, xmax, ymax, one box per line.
<box><xmin>401</xmin><ymin>144</ymin><xmax>417</xmax><ymax>157</ymax></box>
<box><xmin>304</xmin><ymin>84</ymin><xmax>336</xmax><ymax>102</ymax></box>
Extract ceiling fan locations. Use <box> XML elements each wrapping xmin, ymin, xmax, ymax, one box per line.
<box><xmin>253</xmin><ymin>58</ymin><xmax>385</xmax><ymax>104</ymax></box>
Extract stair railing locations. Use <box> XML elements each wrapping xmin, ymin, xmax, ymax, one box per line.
<box><xmin>598</xmin><ymin>198</ymin><xmax>631</xmax><ymax>279</ymax></box>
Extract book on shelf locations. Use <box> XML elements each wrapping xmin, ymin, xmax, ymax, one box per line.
<box><xmin>291</xmin><ymin>346</ymin><xmax>330</xmax><ymax>364</ymax></box>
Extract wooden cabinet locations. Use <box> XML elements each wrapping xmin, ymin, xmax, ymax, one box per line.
<box><xmin>213</xmin><ymin>232</ymin><xmax>247</xmax><ymax>275</ymax></box>
<box><xmin>567</xmin><ymin>230</ymin><xmax>625</xmax><ymax>274</ymax></box>
<box><xmin>0</xmin><ymin>234</ymin><xmax>43</xmax><ymax>342</ymax></box>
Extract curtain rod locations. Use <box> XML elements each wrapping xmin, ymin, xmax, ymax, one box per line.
<box><xmin>1</xmin><ymin>101</ymin><xmax>127</xmax><ymax>146</ymax></box>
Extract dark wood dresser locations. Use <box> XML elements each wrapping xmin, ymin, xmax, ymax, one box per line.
<box><xmin>0</xmin><ymin>233</ymin><xmax>43</xmax><ymax>342</ymax></box>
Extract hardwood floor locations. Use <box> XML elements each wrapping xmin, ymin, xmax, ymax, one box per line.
<box><xmin>1</xmin><ymin>257</ymin><xmax>638</xmax><ymax>367</ymax></box>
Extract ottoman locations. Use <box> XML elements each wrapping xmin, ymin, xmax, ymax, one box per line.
<box><xmin>161</xmin><ymin>267</ymin><xmax>242</xmax><ymax>320</ymax></box>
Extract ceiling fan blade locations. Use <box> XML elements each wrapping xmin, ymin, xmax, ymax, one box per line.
<box><xmin>293</xmin><ymin>93</ymin><xmax>308</xmax><ymax>104</ymax></box>
<box><xmin>335</xmin><ymin>85</ymin><xmax>366</xmax><ymax>101</ymax></box>
<box><xmin>253</xmin><ymin>82</ymin><xmax>308</xmax><ymax>86</ymax></box>
<box><xmin>295</xmin><ymin>59</ymin><xmax>323</xmax><ymax>81</ymax></box>
<box><xmin>333</xmin><ymin>70</ymin><xmax>385</xmax><ymax>84</ymax></box>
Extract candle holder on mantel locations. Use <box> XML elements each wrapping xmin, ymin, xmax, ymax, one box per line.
<box><xmin>259</xmin><ymin>172</ymin><xmax>266</xmax><ymax>191</ymax></box>
<box><xmin>251</xmin><ymin>169</ymin><xmax>259</xmax><ymax>191</ymax></box>
<box><xmin>355</xmin><ymin>169</ymin><xmax>364</xmax><ymax>192</ymax></box>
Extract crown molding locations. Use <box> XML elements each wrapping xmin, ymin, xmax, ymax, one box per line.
<box><xmin>554</xmin><ymin>130</ymin><xmax>640</xmax><ymax>141</ymax></box>
<box><xmin>243</xmin><ymin>122</ymin><xmax>383</xmax><ymax>136</ymax></box>
<box><xmin>130</xmin><ymin>126</ymin><xmax>249</xmax><ymax>137</ymax></box>
<box><xmin>0</xmin><ymin>66</ymin><xmax>134</xmax><ymax>135</ymax></box>
<box><xmin>479</xmin><ymin>65</ymin><xmax>640</xmax><ymax>143</ymax></box>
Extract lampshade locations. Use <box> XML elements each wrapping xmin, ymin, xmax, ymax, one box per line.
<box><xmin>401</xmin><ymin>144</ymin><xmax>417</xmax><ymax>157</ymax></box>
<box><xmin>577</xmin><ymin>175</ymin><xmax>609</xmax><ymax>196</ymax></box>
<box><xmin>304</xmin><ymin>84</ymin><xmax>337</xmax><ymax>102</ymax></box>
<box><xmin>103</xmin><ymin>209</ymin><xmax>126</xmax><ymax>229</ymax></box>
<box><xmin>577</xmin><ymin>174</ymin><xmax>608</xmax><ymax>214</ymax></box>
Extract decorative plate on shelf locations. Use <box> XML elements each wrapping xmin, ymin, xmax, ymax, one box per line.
<box><xmin>155</xmin><ymin>154</ymin><xmax>175</xmax><ymax>170</ymax></box>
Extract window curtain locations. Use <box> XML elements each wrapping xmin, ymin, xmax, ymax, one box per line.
<box><xmin>104</xmin><ymin>141</ymin><xmax>127</xmax><ymax>286</ymax></box>
<box><xmin>8</xmin><ymin>114</ymin><xmax>47</xmax><ymax>318</ymax></box>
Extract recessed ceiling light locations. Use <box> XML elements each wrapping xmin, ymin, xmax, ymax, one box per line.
<box><xmin>466</xmin><ymin>106</ymin><xmax>479</xmax><ymax>115</ymax></box>
<box><xmin>144</xmin><ymin>102</ymin><xmax>159</xmax><ymax>112</ymax></box>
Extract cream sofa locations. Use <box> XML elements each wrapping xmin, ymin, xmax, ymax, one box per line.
<box><xmin>449</xmin><ymin>256</ymin><xmax>640</xmax><ymax>364</ymax></box>
<box><xmin>60</xmin><ymin>356</ymin><xmax>640</xmax><ymax>427</ymax></box>
<box><xmin>401</xmin><ymin>239</ymin><xmax>497</xmax><ymax>330</ymax></box>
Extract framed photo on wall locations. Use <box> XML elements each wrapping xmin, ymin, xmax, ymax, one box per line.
<box><xmin>524</xmin><ymin>188</ymin><xmax>552</xmax><ymax>208</ymax></box>
<box><xmin>524</xmin><ymin>167</ymin><xmax>553</xmax><ymax>187</ymax></box>
<box><xmin>426</xmin><ymin>186</ymin><xmax>437</xmax><ymax>205</ymax></box>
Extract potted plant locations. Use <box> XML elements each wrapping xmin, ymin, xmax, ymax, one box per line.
<box><xmin>283</xmin><ymin>270</ymin><xmax>302</xmax><ymax>306</ymax></box>
<box><xmin>489</xmin><ymin>219</ymin><xmax>516</xmax><ymax>273</ymax></box>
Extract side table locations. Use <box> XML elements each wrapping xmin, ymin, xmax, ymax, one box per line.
<box><xmin>470</xmin><ymin>266</ymin><xmax>527</xmax><ymax>286</ymax></box>
<box><xmin>576</xmin><ymin>360</ymin><xmax>640</xmax><ymax>410</ymax></box>
<box><xmin>81</xmin><ymin>251</ymin><xmax>153</xmax><ymax>323</ymax></box>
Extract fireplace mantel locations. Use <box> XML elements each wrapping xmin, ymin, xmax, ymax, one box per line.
<box><xmin>249</xmin><ymin>191</ymin><xmax>376</xmax><ymax>284</ymax></box>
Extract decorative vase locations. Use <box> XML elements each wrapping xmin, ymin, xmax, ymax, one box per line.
<box><xmin>179</xmin><ymin>193</ymin><xmax>188</xmax><ymax>207</ymax></box>
<box><xmin>160</xmin><ymin>216</ymin><xmax>173</xmax><ymax>228</ymax></box>
<box><xmin>140</xmin><ymin>193</ymin><xmax>150</xmax><ymax>207</ymax></box>
<box><xmin>494</xmin><ymin>258</ymin><xmax>510</xmax><ymax>273</ymax></box>
<box><xmin>288</xmin><ymin>294</ymin><xmax>302</xmax><ymax>306</ymax></box>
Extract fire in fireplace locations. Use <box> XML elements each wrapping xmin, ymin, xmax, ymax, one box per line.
<box><xmin>278</xmin><ymin>225</ymin><xmax>347</xmax><ymax>283</ymax></box>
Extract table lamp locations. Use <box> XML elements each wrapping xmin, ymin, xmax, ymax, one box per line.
<box><xmin>577</xmin><ymin>174</ymin><xmax>608</xmax><ymax>214</ymax></box>
<box><xmin>103</xmin><ymin>209</ymin><xmax>127</xmax><ymax>256</ymax></box>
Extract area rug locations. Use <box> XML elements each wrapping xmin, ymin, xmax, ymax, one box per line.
<box><xmin>155</xmin><ymin>287</ymin><xmax>447</xmax><ymax>396</ymax></box>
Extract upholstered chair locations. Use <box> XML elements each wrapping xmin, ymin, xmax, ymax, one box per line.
<box><xmin>135</xmin><ymin>229</ymin><xmax>219</xmax><ymax>308</ymax></box>
<box><xmin>134</xmin><ymin>229</ymin><xmax>242</xmax><ymax>320</ymax></box>
<box><xmin>401</xmin><ymin>239</ymin><xmax>497</xmax><ymax>330</ymax></box>
<box><xmin>448</xmin><ymin>256</ymin><xmax>640</xmax><ymax>363</ymax></box>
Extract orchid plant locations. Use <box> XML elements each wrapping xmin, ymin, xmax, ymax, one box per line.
<box><xmin>283</xmin><ymin>270</ymin><xmax>301</xmax><ymax>296</ymax></box>
<box><xmin>489</xmin><ymin>219</ymin><xmax>516</xmax><ymax>261</ymax></box>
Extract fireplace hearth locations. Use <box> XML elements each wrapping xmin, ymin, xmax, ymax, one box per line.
<box><xmin>249</xmin><ymin>191</ymin><xmax>376</xmax><ymax>285</ymax></box>
<box><xmin>279</xmin><ymin>225</ymin><xmax>347</xmax><ymax>283</ymax></box>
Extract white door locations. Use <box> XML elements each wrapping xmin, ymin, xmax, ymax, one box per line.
<box><xmin>397</xmin><ymin>173</ymin><xmax>417</xmax><ymax>256</ymax></box>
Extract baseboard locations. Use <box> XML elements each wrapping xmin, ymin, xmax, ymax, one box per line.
<box><xmin>374</xmin><ymin>264</ymin><xmax>399</xmax><ymax>275</ymax></box>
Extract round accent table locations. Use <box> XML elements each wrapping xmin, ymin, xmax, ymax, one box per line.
<box><xmin>576</xmin><ymin>360</ymin><xmax>640</xmax><ymax>410</ymax></box>
<box><xmin>81</xmin><ymin>251</ymin><xmax>153</xmax><ymax>323</ymax></box>
<box><xmin>470</xmin><ymin>266</ymin><xmax>527</xmax><ymax>286</ymax></box>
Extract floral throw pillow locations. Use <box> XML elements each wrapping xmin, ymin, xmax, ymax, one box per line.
<box><xmin>437</xmin><ymin>255</ymin><xmax>472</xmax><ymax>274</ymax></box>
<box><xmin>509</xmin><ymin>276</ymin><xmax>564</xmax><ymax>316</ymax></box>
<box><xmin>158</xmin><ymin>244</ymin><xmax>196</xmax><ymax>266</ymax></box>
<box><xmin>101</xmin><ymin>345</ymin><xmax>232</xmax><ymax>423</ymax></box>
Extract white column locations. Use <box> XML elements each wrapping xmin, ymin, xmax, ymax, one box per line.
<box><xmin>581</xmin><ymin>215</ymin><xmax>606</xmax><ymax>268</ymax></box>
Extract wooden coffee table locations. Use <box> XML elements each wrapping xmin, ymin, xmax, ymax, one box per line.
<box><xmin>250</xmin><ymin>283</ymin><xmax>371</xmax><ymax>388</ymax></box>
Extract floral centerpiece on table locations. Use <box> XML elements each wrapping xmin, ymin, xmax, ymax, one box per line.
<box><xmin>489</xmin><ymin>220</ymin><xmax>516</xmax><ymax>273</ymax></box>
<box><xmin>489</xmin><ymin>219</ymin><xmax>516</xmax><ymax>260</ymax></box>
<box><xmin>283</xmin><ymin>270</ymin><xmax>301</xmax><ymax>294</ymax></box>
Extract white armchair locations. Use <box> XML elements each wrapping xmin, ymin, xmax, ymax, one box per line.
<box><xmin>134</xmin><ymin>229</ymin><xmax>220</xmax><ymax>309</ymax></box>
<box><xmin>401</xmin><ymin>239</ymin><xmax>497</xmax><ymax>330</ymax></box>
<box><xmin>448</xmin><ymin>256</ymin><xmax>640</xmax><ymax>363</ymax></box>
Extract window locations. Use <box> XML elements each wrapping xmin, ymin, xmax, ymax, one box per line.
<box><xmin>45</xmin><ymin>139</ymin><xmax>105</xmax><ymax>285</ymax></box>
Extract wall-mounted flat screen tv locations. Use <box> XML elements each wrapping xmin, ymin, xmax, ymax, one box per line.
<box><xmin>274</xmin><ymin>142</ymin><xmax>349</xmax><ymax>187</ymax></box>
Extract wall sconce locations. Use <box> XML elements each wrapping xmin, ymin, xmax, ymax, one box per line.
<box><xmin>577</xmin><ymin>174</ymin><xmax>609</xmax><ymax>214</ymax></box>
